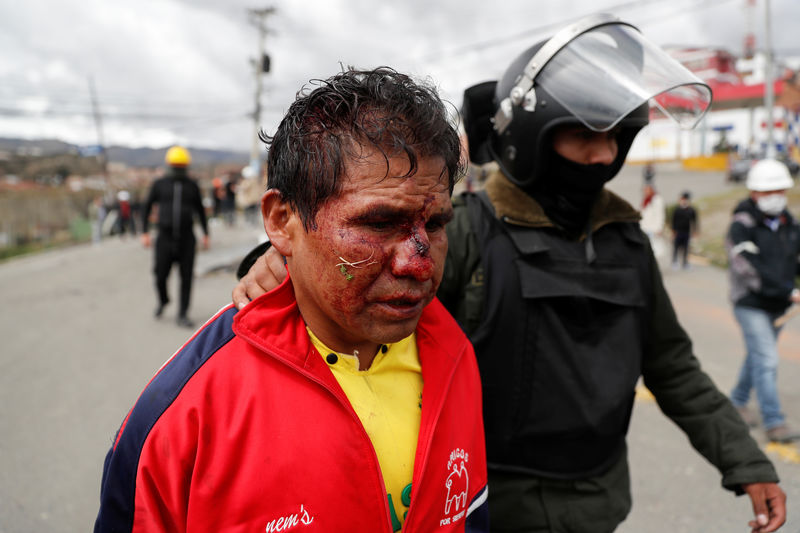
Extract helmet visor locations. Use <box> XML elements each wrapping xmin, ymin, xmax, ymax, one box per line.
<box><xmin>536</xmin><ymin>22</ymin><xmax>711</xmax><ymax>132</ymax></box>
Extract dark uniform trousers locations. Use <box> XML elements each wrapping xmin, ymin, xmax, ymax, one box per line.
<box><xmin>154</xmin><ymin>233</ymin><xmax>196</xmax><ymax>317</ymax></box>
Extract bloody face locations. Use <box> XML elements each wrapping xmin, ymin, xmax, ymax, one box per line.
<box><xmin>284</xmin><ymin>149</ymin><xmax>453</xmax><ymax>358</ymax></box>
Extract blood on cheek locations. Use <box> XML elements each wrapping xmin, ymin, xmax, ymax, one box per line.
<box><xmin>310</xmin><ymin>230</ymin><xmax>384</xmax><ymax>317</ymax></box>
<box><xmin>331</xmin><ymin>226</ymin><xmax>434</xmax><ymax>282</ymax></box>
<box><xmin>332</xmin><ymin>229</ymin><xmax>385</xmax><ymax>281</ymax></box>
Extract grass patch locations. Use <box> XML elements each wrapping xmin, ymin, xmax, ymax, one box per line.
<box><xmin>0</xmin><ymin>217</ymin><xmax>93</xmax><ymax>262</ymax></box>
<box><xmin>0</xmin><ymin>241</ymin><xmax>59</xmax><ymax>261</ymax></box>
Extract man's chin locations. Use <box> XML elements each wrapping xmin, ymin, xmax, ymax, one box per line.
<box><xmin>367</xmin><ymin>316</ymin><xmax>423</xmax><ymax>346</ymax></box>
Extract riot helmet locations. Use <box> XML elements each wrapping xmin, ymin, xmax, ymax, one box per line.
<box><xmin>463</xmin><ymin>14</ymin><xmax>712</xmax><ymax>192</ymax></box>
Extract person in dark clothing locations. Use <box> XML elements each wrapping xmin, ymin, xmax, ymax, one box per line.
<box><xmin>212</xmin><ymin>176</ymin><xmax>224</xmax><ymax>219</ymax></box>
<box><xmin>642</xmin><ymin>161</ymin><xmax>655</xmax><ymax>184</ymax></box>
<box><xmin>231</xmin><ymin>15</ymin><xmax>786</xmax><ymax>533</ymax></box>
<box><xmin>141</xmin><ymin>146</ymin><xmax>209</xmax><ymax>328</ymax></box>
<box><xmin>223</xmin><ymin>177</ymin><xmax>236</xmax><ymax>226</ymax></box>
<box><xmin>670</xmin><ymin>190</ymin><xmax>698</xmax><ymax>269</ymax></box>
<box><xmin>727</xmin><ymin>158</ymin><xmax>800</xmax><ymax>443</ymax></box>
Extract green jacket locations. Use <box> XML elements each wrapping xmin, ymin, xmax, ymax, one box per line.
<box><xmin>438</xmin><ymin>169</ymin><xmax>778</xmax><ymax>493</ymax></box>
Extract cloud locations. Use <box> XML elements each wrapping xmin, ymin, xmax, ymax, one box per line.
<box><xmin>1</xmin><ymin>0</ymin><xmax>798</xmax><ymax>151</ymax></box>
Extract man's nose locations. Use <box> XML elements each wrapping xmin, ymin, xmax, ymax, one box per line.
<box><xmin>587</xmin><ymin>134</ymin><xmax>618</xmax><ymax>165</ymax></box>
<box><xmin>391</xmin><ymin>230</ymin><xmax>435</xmax><ymax>281</ymax></box>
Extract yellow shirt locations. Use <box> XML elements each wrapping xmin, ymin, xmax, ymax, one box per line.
<box><xmin>308</xmin><ymin>330</ymin><xmax>423</xmax><ymax>529</ymax></box>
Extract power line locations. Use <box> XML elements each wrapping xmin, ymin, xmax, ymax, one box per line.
<box><xmin>0</xmin><ymin>106</ymin><xmax>252</xmax><ymax>121</ymax></box>
<box><xmin>629</xmin><ymin>0</ymin><xmax>739</xmax><ymax>33</ymax></box>
<box><xmin>0</xmin><ymin>77</ymin><xmax>255</xmax><ymax>113</ymax></box>
<box><xmin>416</xmin><ymin>0</ymin><xmax>737</xmax><ymax>64</ymax></box>
<box><xmin>0</xmin><ymin>97</ymin><xmax>287</xmax><ymax>121</ymax></box>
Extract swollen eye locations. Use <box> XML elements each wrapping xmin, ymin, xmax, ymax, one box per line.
<box><xmin>425</xmin><ymin>220</ymin><xmax>444</xmax><ymax>232</ymax></box>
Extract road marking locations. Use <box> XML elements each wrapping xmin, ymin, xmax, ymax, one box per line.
<box><xmin>765</xmin><ymin>442</ymin><xmax>800</xmax><ymax>464</ymax></box>
<box><xmin>635</xmin><ymin>385</ymin><xmax>655</xmax><ymax>402</ymax></box>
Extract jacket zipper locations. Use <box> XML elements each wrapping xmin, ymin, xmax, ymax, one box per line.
<box><xmin>255</xmin><ymin>343</ymin><xmax>397</xmax><ymax>531</ymax></box>
<box><xmin>402</xmin><ymin>344</ymin><xmax>463</xmax><ymax>529</ymax></box>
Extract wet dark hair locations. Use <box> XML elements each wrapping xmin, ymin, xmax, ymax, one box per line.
<box><xmin>261</xmin><ymin>67</ymin><xmax>465</xmax><ymax>230</ymax></box>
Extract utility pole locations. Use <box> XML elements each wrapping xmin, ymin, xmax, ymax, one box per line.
<box><xmin>87</xmin><ymin>75</ymin><xmax>108</xmax><ymax>178</ymax></box>
<box><xmin>743</xmin><ymin>0</ymin><xmax>756</xmax><ymax>59</ymax></box>
<box><xmin>248</xmin><ymin>6</ymin><xmax>275</xmax><ymax>177</ymax></box>
<box><xmin>763</xmin><ymin>0</ymin><xmax>776</xmax><ymax>158</ymax></box>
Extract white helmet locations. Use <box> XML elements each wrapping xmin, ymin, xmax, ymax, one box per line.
<box><xmin>746</xmin><ymin>159</ymin><xmax>794</xmax><ymax>191</ymax></box>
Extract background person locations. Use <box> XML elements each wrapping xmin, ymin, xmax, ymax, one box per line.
<box><xmin>642</xmin><ymin>161</ymin><xmax>655</xmax><ymax>184</ymax></box>
<box><xmin>223</xmin><ymin>174</ymin><xmax>237</xmax><ymax>226</ymax></box>
<box><xmin>235</xmin><ymin>165</ymin><xmax>263</xmax><ymax>226</ymax></box>
<box><xmin>670</xmin><ymin>190</ymin><xmax>698</xmax><ymax>269</ymax></box>
<box><xmin>88</xmin><ymin>195</ymin><xmax>107</xmax><ymax>243</ymax></box>
<box><xmin>141</xmin><ymin>145</ymin><xmax>209</xmax><ymax>328</ymax></box>
<box><xmin>727</xmin><ymin>158</ymin><xmax>800</xmax><ymax>443</ymax></box>
<box><xmin>639</xmin><ymin>181</ymin><xmax>666</xmax><ymax>262</ymax></box>
<box><xmin>96</xmin><ymin>67</ymin><xmax>488</xmax><ymax>533</ymax></box>
<box><xmin>115</xmin><ymin>190</ymin><xmax>135</xmax><ymax>238</ymax></box>
<box><xmin>234</xmin><ymin>15</ymin><xmax>786</xmax><ymax>533</ymax></box>
<box><xmin>211</xmin><ymin>175</ymin><xmax>224</xmax><ymax>219</ymax></box>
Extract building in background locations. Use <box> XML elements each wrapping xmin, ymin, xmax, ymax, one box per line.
<box><xmin>628</xmin><ymin>46</ymin><xmax>800</xmax><ymax>165</ymax></box>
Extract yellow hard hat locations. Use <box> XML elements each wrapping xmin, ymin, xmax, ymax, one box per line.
<box><xmin>165</xmin><ymin>146</ymin><xmax>191</xmax><ymax>167</ymax></box>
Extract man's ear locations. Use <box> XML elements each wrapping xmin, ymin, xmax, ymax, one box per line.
<box><xmin>261</xmin><ymin>189</ymin><xmax>299</xmax><ymax>257</ymax></box>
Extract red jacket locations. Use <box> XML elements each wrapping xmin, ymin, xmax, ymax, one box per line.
<box><xmin>95</xmin><ymin>276</ymin><xmax>488</xmax><ymax>532</ymax></box>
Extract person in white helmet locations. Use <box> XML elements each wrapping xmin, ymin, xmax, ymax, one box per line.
<box><xmin>727</xmin><ymin>158</ymin><xmax>800</xmax><ymax>443</ymax></box>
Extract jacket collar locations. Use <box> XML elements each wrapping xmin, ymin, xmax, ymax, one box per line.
<box><xmin>232</xmin><ymin>275</ymin><xmax>324</xmax><ymax>375</ymax></box>
<box><xmin>232</xmin><ymin>274</ymin><xmax>472</xmax><ymax>469</ymax></box>
<box><xmin>232</xmin><ymin>274</ymin><xmax>468</xmax><ymax>382</ymax></box>
<box><xmin>483</xmin><ymin>167</ymin><xmax>641</xmax><ymax>238</ymax></box>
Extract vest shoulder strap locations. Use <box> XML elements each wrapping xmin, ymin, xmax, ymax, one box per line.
<box><xmin>465</xmin><ymin>189</ymin><xmax>498</xmax><ymax>256</ymax></box>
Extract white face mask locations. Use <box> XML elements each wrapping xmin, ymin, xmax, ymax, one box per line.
<box><xmin>756</xmin><ymin>193</ymin><xmax>787</xmax><ymax>216</ymax></box>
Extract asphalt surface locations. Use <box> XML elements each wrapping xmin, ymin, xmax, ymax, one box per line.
<box><xmin>1</xmin><ymin>166</ymin><xmax>799</xmax><ymax>532</ymax></box>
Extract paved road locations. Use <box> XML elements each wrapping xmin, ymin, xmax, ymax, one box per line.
<box><xmin>620</xmin><ymin>262</ymin><xmax>800</xmax><ymax>533</ymax></box>
<box><xmin>0</xmin><ymin>218</ymin><xmax>264</xmax><ymax>533</ymax></box>
<box><xmin>1</xmin><ymin>172</ymin><xmax>799</xmax><ymax>532</ymax></box>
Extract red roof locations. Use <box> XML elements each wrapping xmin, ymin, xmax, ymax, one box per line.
<box><xmin>710</xmin><ymin>79</ymin><xmax>785</xmax><ymax>102</ymax></box>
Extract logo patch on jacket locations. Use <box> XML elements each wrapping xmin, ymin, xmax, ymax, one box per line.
<box><xmin>264</xmin><ymin>504</ymin><xmax>314</xmax><ymax>532</ymax></box>
<box><xmin>439</xmin><ymin>448</ymin><xmax>470</xmax><ymax>526</ymax></box>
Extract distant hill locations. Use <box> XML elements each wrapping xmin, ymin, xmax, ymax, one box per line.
<box><xmin>0</xmin><ymin>138</ymin><xmax>77</xmax><ymax>156</ymax></box>
<box><xmin>0</xmin><ymin>137</ymin><xmax>250</xmax><ymax>168</ymax></box>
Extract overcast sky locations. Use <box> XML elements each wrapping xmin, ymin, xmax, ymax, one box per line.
<box><xmin>1</xmin><ymin>0</ymin><xmax>799</xmax><ymax>154</ymax></box>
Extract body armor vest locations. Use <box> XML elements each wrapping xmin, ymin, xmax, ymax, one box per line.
<box><xmin>466</xmin><ymin>192</ymin><xmax>653</xmax><ymax>478</ymax></box>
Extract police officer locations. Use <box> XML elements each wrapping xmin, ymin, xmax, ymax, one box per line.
<box><xmin>141</xmin><ymin>146</ymin><xmax>209</xmax><ymax>328</ymax></box>
<box><xmin>232</xmin><ymin>15</ymin><xmax>786</xmax><ymax>532</ymax></box>
<box><xmin>443</xmin><ymin>16</ymin><xmax>784</xmax><ymax>532</ymax></box>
